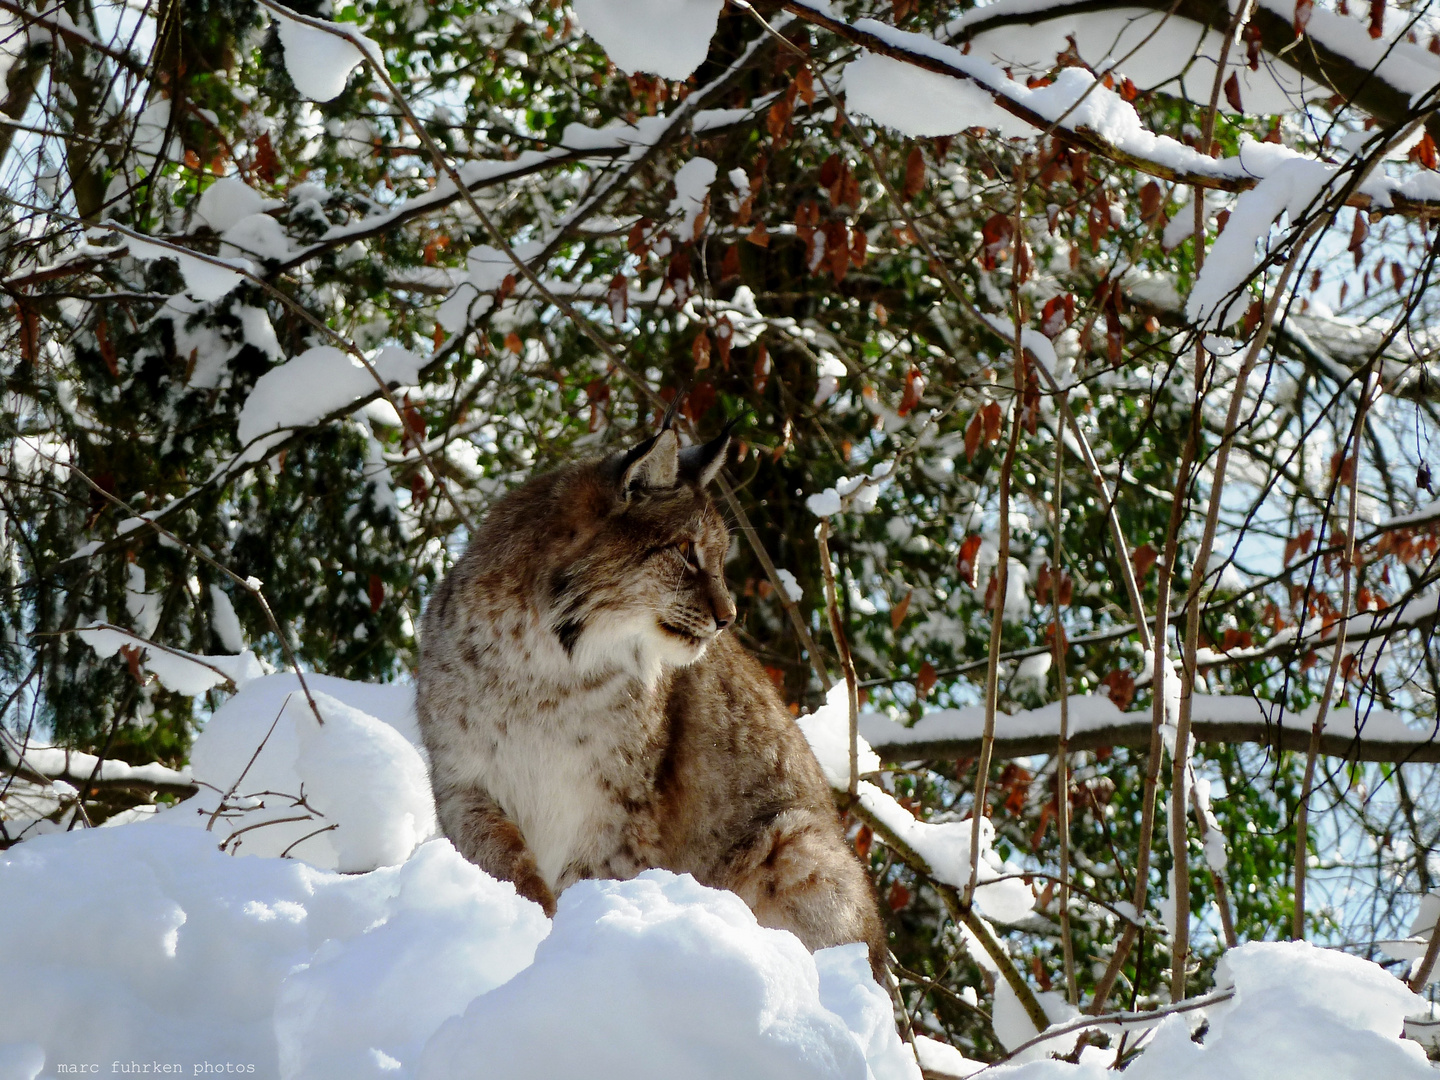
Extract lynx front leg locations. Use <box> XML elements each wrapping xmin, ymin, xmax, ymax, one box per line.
<box><xmin>434</xmin><ymin>783</ymin><xmax>557</xmax><ymax>917</ymax></box>
<box><xmin>722</xmin><ymin>808</ymin><xmax>888</xmax><ymax>982</ymax></box>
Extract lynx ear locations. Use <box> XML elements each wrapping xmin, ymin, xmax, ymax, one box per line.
<box><xmin>619</xmin><ymin>427</ymin><xmax>680</xmax><ymax>497</ymax></box>
<box><xmin>678</xmin><ymin>417</ymin><xmax>737</xmax><ymax>488</ymax></box>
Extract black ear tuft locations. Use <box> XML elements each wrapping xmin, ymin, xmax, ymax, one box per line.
<box><xmin>659</xmin><ymin>396</ymin><xmax>680</xmax><ymax>433</ymax></box>
<box><xmin>678</xmin><ymin>416</ymin><xmax>738</xmax><ymax>488</ymax></box>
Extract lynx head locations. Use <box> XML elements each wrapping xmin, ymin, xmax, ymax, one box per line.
<box><xmin>541</xmin><ymin>419</ymin><xmax>737</xmax><ymax>676</ymax></box>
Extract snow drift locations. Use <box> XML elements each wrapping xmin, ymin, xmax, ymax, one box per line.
<box><xmin>1</xmin><ymin>673</ymin><xmax>1434</xmax><ymax>1079</ymax></box>
<box><xmin>0</xmin><ymin>827</ymin><xmax>917</xmax><ymax>1080</ymax></box>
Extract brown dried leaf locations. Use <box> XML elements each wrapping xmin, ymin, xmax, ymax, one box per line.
<box><xmin>898</xmin><ymin>366</ymin><xmax>924</xmax><ymax>416</ymax></box>
<box><xmin>1293</xmin><ymin>0</ymin><xmax>1313</xmax><ymax>35</ymax></box>
<box><xmin>965</xmin><ymin>411</ymin><xmax>983</xmax><ymax>460</ymax></box>
<box><xmin>916</xmin><ymin>660</ymin><xmax>938</xmax><ymax>699</ymax></box>
<box><xmin>887</xmin><ymin>882</ymin><xmax>911</xmax><ymax>911</ymax></box>
<box><xmin>1105</xmin><ymin>308</ymin><xmax>1124</xmax><ymax>365</ymax></box>
<box><xmin>1223</xmin><ymin>71</ymin><xmax>1244</xmax><ymax>114</ymax></box>
<box><xmin>981</xmin><ymin>212</ymin><xmax>1014</xmax><ymax>269</ymax></box>
<box><xmin>1139</xmin><ymin>180</ymin><xmax>1164</xmax><ymax>224</ymax></box>
<box><xmin>606</xmin><ymin>273</ymin><xmax>627</xmax><ymax>321</ymax></box>
<box><xmin>982</xmin><ymin>400</ymin><xmax>1003</xmax><ymax>444</ymax></box>
<box><xmin>850</xmin><ymin>227</ymin><xmax>867</xmax><ymax>268</ymax></box>
<box><xmin>891</xmin><ymin>589</ymin><xmax>913</xmax><ymax>631</ymax></box>
<box><xmin>1409</xmin><ymin>132</ymin><xmax>1438</xmax><ymax>170</ymax></box>
<box><xmin>1040</xmin><ymin>293</ymin><xmax>1075</xmax><ymax>338</ymax></box>
<box><xmin>1350</xmin><ymin>210</ymin><xmax>1370</xmax><ymax>255</ymax></box>
<box><xmin>401</xmin><ymin>395</ymin><xmax>427</xmax><ymax>443</ymax></box>
<box><xmin>902</xmin><ymin>145</ymin><xmax>925</xmax><ymax>202</ymax></box>
<box><xmin>627</xmin><ymin>219</ymin><xmax>649</xmax><ymax>255</ymax></box>
<box><xmin>767</xmin><ymin>94</ymin><xmax>793</xmax><ymax>138</ymax></box>
<box><xmin>1099</xmin><ymin>669</ymin><xmax>1135</xmax><ymax>711</ymax></box>
<box><xmin>120</xmin><ymin>644</ymin><xmax>146</xmax><ymax>685</ymax></box>
<box><xmin>254</xmin><ymin>132</ymin><xmax>279</xmax><ymax>184</ymax></box>
<box><xmin>754</xmin><ymin>341</ymin><xmax>770</xmax><ymax>394</ymax></box>
<box><xmin>854</xmin><ymin>824</ymin><xmax>873</xmax><ymax>859</ymax></box>
<box><xmin>1241</xmin><ymin>299</ymin><xmax>1264</xmax><ymax>338</ymax></box>
<box><xmin>795</xmin><ymin>67</ymin><xmax>815</xmax><ymax>105</ymax></box>
<box><xmin>1015</xmin><ymin>239</ymin><xmax>1033</xmax><ymax>285</ymax></box>
<box><xmin>96</xmin><ymin>317</ymin><xmax>119</xmax><ymax>378</ymax></box>
<box><xmin>714</xmin><ymin>315</ymin><xmax>734</xmax><ymax>369</ymax></box>
<box><xmin>957</xmin><ymin>534</ymin><xmax>983</xmax><ymax>588</ymax></box>
<box><xmin>683</xmin><ymin>381</ymin><xmax>717</xmax><ymax>423</ymax></box>
<box><xmin>1131</xmin><ymin>542</ymin><xmax>1158</xmax><ymax>579</ymax></box>
<box><xmin>720</xmin><ymin>244</ymin><xmax>741</xmax><ymax>280</ymax></box>
<box><xmin>17</xmin><ymin>302</ymin><xmax>39</xmax><ymax>366</ymax></box>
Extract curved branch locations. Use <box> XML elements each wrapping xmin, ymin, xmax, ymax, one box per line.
<box><xmin>947</xmin><ymin>0</ymin><xmax>1440</xmax><ymax>142</ymax></box>
<box><xmin>782</xmin><ymin>0</ymin><xmax>1440</xmax><ymax>213</ymax></box>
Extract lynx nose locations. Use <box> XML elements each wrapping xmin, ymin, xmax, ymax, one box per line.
<box><xmin>709</xmin><ymin>580</ymin><xmax>736</xmax><ymax>631</ymax></box>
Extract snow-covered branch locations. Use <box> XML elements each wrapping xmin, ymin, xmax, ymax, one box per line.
<box><xmin>946</xmin><ymin>0</ymin><xmax>1440</xmax><ymax>142</ymax></box>
<box><xmin>862</xmin><ymin>693</ymin><xmax>1440</xmax><ymax>764</ymax></box>
<box><xmin>784</xmin><ymin>0</ymin><xmax>1440</xmax><ymax>213</ymax></box>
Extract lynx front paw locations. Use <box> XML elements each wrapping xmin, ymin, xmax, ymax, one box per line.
<box><xmin>513</xmin><ymin>866</ymin><xmax>558</xmax><ymax>917</ymax></box>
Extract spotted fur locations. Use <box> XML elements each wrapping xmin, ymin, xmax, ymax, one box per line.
<box><xmin>416</xmin><ymin>426</ymin><xmax>886</xmax><ymax>977</ymax></box>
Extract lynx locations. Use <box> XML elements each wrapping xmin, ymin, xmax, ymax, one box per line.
<box><xmin>416</xmin><ymin>419</ymin><xmax>886</xmax><ymax>977</ymax></box>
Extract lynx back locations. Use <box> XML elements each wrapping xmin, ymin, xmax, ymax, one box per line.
<box><xmin>416</xmin><ymin>423</ymin><xmax>886</xmax><ymax>977</ymax></box>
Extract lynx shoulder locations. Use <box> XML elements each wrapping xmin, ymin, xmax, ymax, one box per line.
<box><xmin>416</xmin><ymin>421</ymin><xmax>886</xmax><ymax>977</ymax></box>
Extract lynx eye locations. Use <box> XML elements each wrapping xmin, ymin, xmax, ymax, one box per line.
<box><xmin>675</xmin><ymin>539</ymin><xmax>699</xmax><ymax>567</ymax></box>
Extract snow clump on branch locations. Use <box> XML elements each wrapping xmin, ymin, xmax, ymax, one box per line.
<box><xmin>571</xmin><ymin>0</ymin><xmax>725</xmax><ymax>80</ymax></box>
<box><xmin>270</xmin><ymin>7</ymin><xmax>383</xmax><ymax>103</ymax></box>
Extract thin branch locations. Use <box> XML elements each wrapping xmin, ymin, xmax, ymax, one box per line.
<box><xmin>1294</xmin><ymin>367</ymin><xmax>1375</xmax><ymax>939</ymax></box>
<box><xmin>817</xmin><ymin>520</ymin><xmax>859</xmax><ymax>799</ymax></box>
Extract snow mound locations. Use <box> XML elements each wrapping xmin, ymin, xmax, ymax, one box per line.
<box><xmin>418</xmin><ymin>869</ymin><xmax>919</xmax><ymax>1080</ymax></box>
<box><xmin>169</xmin><ymin>673</ymin><xmax>435</xmax><ymax>872</ymax></box>
<box><xmin>571</xmin><ymin>0</ymin><xmax>725</xmax><ymax>80</ymax></box>
<box><xmin>236</xmin><ymin>344</ymin><xmax>423</xmax><ymax>453</ymax></box>
<box><xmin>1114</xmin><ymin>941</ymin><xmax>1433</xmax><ymax>1080</ymax></box>
<box><xmin>0</xmin><ymin>826</ymin><xmax>549</xmax><ymax>1080</ymax></box>
<box><xmin>976</xmin><ymin>940</ymin><xmax>1432</xmax><ymax>1080</ymax></box>
<box><xmin>194</xmin><ymin>176</ymin><xmax>264</xmax><ymax>234</ymax></box>
<box><xmin>0</xmin><ymin>828</ymin><xmax>914</xmax><ymax>1080</ymax></box>
<box><xmin>221</xmin><ymin>213</ymin><xmax>293</xmax><ymax>263</ymax></box>
<box><xmin>127</xmin><ymin>234</ymin><xmax>253</xmax><ymax>303</ymax></box>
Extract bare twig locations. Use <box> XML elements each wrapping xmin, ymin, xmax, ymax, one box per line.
<box><xmin>817</xmin><ymin>520</ymin><xmax>859</xmax><ymax>799</ymax></box>
<box><xmin>206</xmin><ymin>697</ymin><xmax>290</xmax><ymax>832</ymax></box>
<box><xmin>1294</xmin><ymin>367</ymin><xmax>1376</xmax><ymax>939</ymax></box>
<box><xmin>1051</xmin><ymin>415</ymin><xmax>1078</xmax><ymax>1006</ymax></box>
<box><xmin>968</xmin><ymin>161</ymin><xmax>1029</xmax><ymax>909</ymax></box>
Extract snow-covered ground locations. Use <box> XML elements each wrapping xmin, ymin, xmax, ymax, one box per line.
<box><xmin>1</xmin><ymin>672</ymin><xmax>1435</xmax><ymax>1079</ymax></box>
